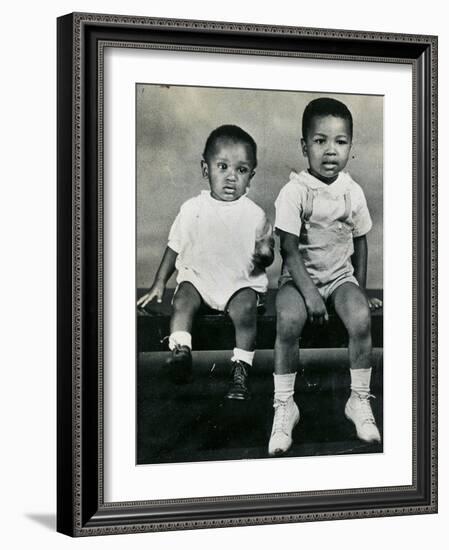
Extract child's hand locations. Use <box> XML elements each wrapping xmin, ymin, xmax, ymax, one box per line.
<box><xmin>251</xmin><ymin>217</ymin><xmax>275</xmax><ymax>275</ymax></box>
<box><xmin>368</xmin><ymin>297</ymin><xmax>383</xmax><ymax>311</ymax></box>
<box><xmin>137</xmin><ymin>281</ymin><xmax>166</xmax><ymax>309</ymax></box>
<box><xmin>304</xmin><ymin>290</ymin><xmax>329</xmax><ymax>325</ymax></box>
<box><xmin>251</xmin><ymin>236</ymin><xmax>275</xmax><ymax>275</ymax></box>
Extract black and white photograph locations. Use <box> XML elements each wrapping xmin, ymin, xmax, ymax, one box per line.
<box><xmin>54</xmin><ymin>9</ymin><xmax>437</xmax><ymax>539</ymax></box>
<box><xmin>136</xmin><ymin>84</ymin><xmax>384</xmax><ymax>465</ymax></box>
<box><xmin>2</xmin><ymin>0</ymin><xmax>444</xmax><ymax>546</ymax></box>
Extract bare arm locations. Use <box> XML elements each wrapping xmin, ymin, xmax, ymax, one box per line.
<box><xmin>351</xmin><ymin>235</ymin><xmax>382</xmax><ymax>310</ymax></box>
<box><xmin>352</xmin><ymin>235</ymin><xmax>367</xmax><ymax>288</ymax></box>
<box><xmin>279</xmin><ymin>230</ymin><xmax>328</xmax><ymax>324</ymax></box>
<box><xmin>137</xmin><ymin>246</ymin><xmax>178</xmax><ymax>308</ymax></box>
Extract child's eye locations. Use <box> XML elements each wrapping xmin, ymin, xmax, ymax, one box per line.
<box><xmin>238</xmin><ymin>167</ymin><xmax>249</xmax><ymax>174</ymax></box>
<box><xmin>314</xmin><ymin>138</ymin><xmax>325</xmax><ymax>144</ymax></box>
<box><xmin>337</xmin><ymin>140</ymin><xmax>348</xmax><ymax>145</ymax></box>
<box><xmin>217</xmin><ymin>162</ymin><xmax>227</xmax><ymax>170</ymax></box>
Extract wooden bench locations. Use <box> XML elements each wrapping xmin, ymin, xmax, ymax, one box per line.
<box><xmin>137</xmin><ymin>288</ymin><xmax>383</xmax><ymax>352</ymax></box>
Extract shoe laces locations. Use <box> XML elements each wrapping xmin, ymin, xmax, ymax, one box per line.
<box><xmin>231</xmin><ymin>361</ymin><xmax>248</xmax><ymax>388</ymax></box>
<box><xmin>356</xmin><ymin>393</ymin><xmax>376</xmax><ymax>425</ymax></box>
<box><xmin>173</xmin><ymin>344</ymin><xmax>189</xmax><ymax>356</ymax></box>
<box><xmin>272</xmin><ymin>399</ymin><xmax>290</xmax><ymax>435</ymax></box>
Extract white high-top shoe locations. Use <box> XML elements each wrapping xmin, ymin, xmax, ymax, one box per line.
<box><xmin>345</xmin><ymin>392</ymin><xmax>381</xmax><ymax>443</ymax></box>
<box><xmin>268</xmin><ymin>397</ymin><xmax>300</xmax><ymax>456</ymax></box>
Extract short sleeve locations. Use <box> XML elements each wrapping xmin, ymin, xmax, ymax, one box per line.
<box><xmin>167</xmin><ymin>209</ymin><xmax>182</xmax><ymax>253</ymax></box>
<box><xmin>274</xmin><ymin>182</ymin><xmax>304</xmax><ymax>236</ymax></box>
<box><xmin>351</xmin><ymin>183</ymin><xmax>372</xmax><ymax>237</ymax></box>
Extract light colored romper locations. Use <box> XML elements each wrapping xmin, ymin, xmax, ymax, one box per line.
<box><xmin>168</xmin><ymin>191</ymin><xmax>270</xmax><ymax>311</ymax></box>
<box><xmin>275</xmin><ymin>170</ymin><xmax>372</xmax><ymax>301</ymax></box>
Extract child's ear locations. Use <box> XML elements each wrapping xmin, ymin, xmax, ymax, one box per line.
<box><xmin>300</xmin><ymin>138</ymin><xmax>308</xmax><ymax>157</ymax></box>
<box><xmin>346</xmin><ymin>139</ymin><xmax>353</xmax><ymax>157</ymax></box>
<box><xmin>201</xmin><ymin>159</ymin><xmax>209</xmax><ymax>178</ymax></box>
<box><xmin>249</xmin><ymin>170</ymin><xmax>256</xmax><ymax>180</ymax></box>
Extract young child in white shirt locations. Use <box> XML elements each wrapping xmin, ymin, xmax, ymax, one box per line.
<box><xmin>138</xmin><ymin>125</ymin><xmax>274</xmax><ymax>400</ymax></box>
<box><xmin>269</xmin><ymin>98</ymin><xmax>382</xmax><ymax>456</ymax></box>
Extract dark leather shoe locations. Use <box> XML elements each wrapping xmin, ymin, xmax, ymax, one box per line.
<box><xmin>225</xmin><ymin>360</ymin><xmax>250</xmax><ymax>400</ymax></box>
<box><xmin>166</xmin><ymin>345</ymin><xmax>192</xmax><ymax>384</ymax></box>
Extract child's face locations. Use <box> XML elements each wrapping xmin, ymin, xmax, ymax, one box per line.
<box><xmin>201</xmin><ymin>139</ymin><xmax>255</xmax><ymax>201</ymax></box>
<box><xmin>301</xmin><ymin>115</ymin><xmax>352</xmax><ymax>183</ymax></box>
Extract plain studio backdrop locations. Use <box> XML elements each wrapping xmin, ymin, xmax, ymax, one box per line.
<box><xmin>1</xmin><ymin>1</ymin><xmax>446</xmax><ymax>549</ymax></box>
<box><xmin>137</xmin><ymin>86</ymin><xmax>383</xmax><ymax>290</ymax></box>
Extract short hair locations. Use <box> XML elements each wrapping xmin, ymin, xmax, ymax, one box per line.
<box><xmin>302</xmin><ymin>98</ymin><xmax>353</xmax><ymax>139</ymax></box>
<box><xmin>203</xmin><ymin>125</ymin><xmax>257</xmax><ymax>167</ymax></box>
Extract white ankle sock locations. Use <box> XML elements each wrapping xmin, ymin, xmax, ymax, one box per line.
<box><xmin>350</xmin><ymin>367</ymin><xmax>372</xmax><ymax>396</ymax></box>
<box><xmin>168</xmin><ymin>331</ymin><xmax>192</xmax><ymax>351</ymax></box>
<box><xmin>231</xmin><ymin>348</ymin><xmax>254</xmax><ymax>366</ymax></box>
<box><xmin>273</xmin><ymin>373</ymin><xmax>297</xmax><ymax>402</ymax></box>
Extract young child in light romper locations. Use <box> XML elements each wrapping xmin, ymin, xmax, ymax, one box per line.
<box><xmin>138</xmin><ymin>125</ymin><xmax>274</xmax><ymax>400</ymax></box>
<box><xmin>269</xmin><ymin>97</ymin><xmax>382</xmax><ymax>456</ymax></box>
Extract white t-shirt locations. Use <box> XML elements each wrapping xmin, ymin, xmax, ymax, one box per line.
<box><xmin>168</xmin><ymin>191</ymin><xmax>269</xmax><ymax>310</ymax></box>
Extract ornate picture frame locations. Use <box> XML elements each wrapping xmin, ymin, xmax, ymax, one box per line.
<box><xmin>57</xmin><ymin>12</ymin><xmax>437</xmax><ymax>536</ymax></box>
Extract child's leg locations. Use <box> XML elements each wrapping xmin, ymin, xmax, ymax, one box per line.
<box><xmin>227</xmin><ymin>287</ymin><xmax>258</xmax><ymax>352</ymax></box>
<box><xmin>274</xmin><ymin>281</ymin><xmax>308</xmax><ymax>374</ymax></box>
<box><xmin>269</xmin><ymin>282</ymin><xmax>307</xmax><ymax>456</ymax></box>
<box><xmin>170</xmin><ymin>281</ymin><xmax>202</xmax><ymax>336</ymax></box>
<box><xmin>330</xmin><ymin>282</ymin><xmax>381</xmax><ymax>442</ymax></box>
<box><xmin>168</xmin><ymin>282</ymin><xmax>202</xmax><ymax>384</ymax></box>
<box><xmin>330</xmin><ymin>282</ymin><xmax>372</xmax><ymax>371</ymax></box>
<box><xmin>225</xmin><ymin>288</ymin><xmax>258</xmax><ymax>400</ymax></box>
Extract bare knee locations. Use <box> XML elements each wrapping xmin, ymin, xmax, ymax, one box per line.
<box><xmin>172</xmin><ymin>284</ymin><xmax>201</xmax><ymax>314</ymax></box>
<box><xmin>346</xmin><ymin>306</ymin><xmax>371</xmax><ymax>339</ymax></box>
<box><xmin>276</xmin><ymin>306</ymin><xmax>307</xmax><ymax>342</ymax></box>
<box><xmin>228</xmin><ymin>290</ymin><xmax>257</xmax><ymax>324</ymax></box>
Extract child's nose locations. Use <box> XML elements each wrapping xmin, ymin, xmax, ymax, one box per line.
<box><xmin>325</xmin><ymin>144</ymin><xmax>337</xmax><ymax>155</ymax></box>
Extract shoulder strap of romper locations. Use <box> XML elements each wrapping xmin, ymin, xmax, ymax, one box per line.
<box><xmin>302</xmin><ymin>186</ymin><xmax>314</xmax><ymax>223</ymax></box>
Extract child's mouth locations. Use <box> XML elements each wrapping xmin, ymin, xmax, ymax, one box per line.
<box><xmin>322</xmin><ymin>162</ymin><xmax>338</xmax><ymax>170</ymax></box>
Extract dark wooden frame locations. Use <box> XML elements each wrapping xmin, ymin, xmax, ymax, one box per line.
<box><xmin>57</xmin><ymin>12</ymin><xmax>438</xmax><ymax>537</ymax></box>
